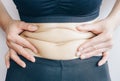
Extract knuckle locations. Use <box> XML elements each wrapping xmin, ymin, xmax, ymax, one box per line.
<box><xmin>6</xmin><ymin>40</ymin><xmax>9</xmax><ymax>45</ymax></box>
<box><xmin>7</xmin><ymin>34</ymin><xmax>16</xmax><ymax>41</ymax></box>
<box><xmin>18</xmin><ymin>22</ymin><xmax>26</xmax><ymax>29</ymax></box>
<box><xmin>29</xmin><ymin>44</ymin><xmax>34</xmax><ymax>49</ymax></box>
<box><xmin>27</xmin><ymin>24</ymin><xmax>33</xmax><ymax>29</ymax></box>
<box><xmin>26</xmin><ymin>54</ymin><xmax>32</xmax><ymax>59</ymax></box>
<box><xmin>27</xmin><ymin>23</ymin><xmax>32</xmax><ymax>27</ymax></box>
<box><xmin>26</xmin><ymin>54</ymin><xmax>33</xmax><ymax>60</ymax></box>
<box><xmin>17</xmin><ymin>46</ymin><xmax>23</xmax><ymax>50</ymax></box>
<box><xmin>23</xmin><ymin>22</ymin><xmax>30</xmax><ymax>27</ymax></box>
<box><xmin>10</xmin><ymin>53</ymin><xmax>16</xmax><ymax>59</ymax></box>
<box><xmin>7</xmin><ymin>35</ymin><xmax>12</xmax><ymax>40</ymax></box>
<box><xmin>6</xmin><ymin>41</ymin><xmax>11</xmax><ymax>48</ymax></box>
<box><xmin>7</xmin><ymin>44</ymin><xmax>11</xmax><ymax>48</ymax></box>
<box><xmin>19</xmin><ymin>50</ymin><xmax>27</xmax><ymax>55</ymax></box>
<box><xmin>20</xmin><ymin>21</ymin><xmax>26</xmax><ymax>26</ymax></box>
<box><xmin>15</xmin><ymin>39</ymin><xmax>22</xmax><ymax>45</ymax></box>
<box><xmin>21</xmin><ymin>40</ymin><xmax>27</xmax><ymax>45</ymax></box>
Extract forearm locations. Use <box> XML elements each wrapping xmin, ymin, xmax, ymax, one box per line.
<box><xmin>105</xmin><ymin>0</ymin><xmax>120</xmax><ymax>29</ymax></box>
<box><xmin>0</xmin><ymin>0</ymin><xmax>13</xmax><ymax>31</ymax></box>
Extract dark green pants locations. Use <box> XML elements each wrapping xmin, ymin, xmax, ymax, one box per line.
<box><xmin>5</xmin><ymin>55</ymin><xmax>111</xmax><ymax>81</ymax></box>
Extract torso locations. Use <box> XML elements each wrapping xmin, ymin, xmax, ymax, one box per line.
<box><xmin>13</xmin><ymin>0</ymin><xmax>103</xmax><ymax>60</ymax></box>
<box><xmin>20</xmin><ymin>18</ymin><xmax>102</xmax><ymax>60</ymax></box>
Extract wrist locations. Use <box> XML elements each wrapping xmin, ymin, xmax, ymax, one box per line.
<box><xmin>2</xmin><ymin>18</ymin><xmax>14</xmax><ymax>32</ymax></box>
<box><xmin>105</xmin><ymin>14</ymin><xmax>120</xmax><ymax>29</ymax></box>
<box><xmin>103</xmin><ymin>17</ymin><xmax>118</xmax><ymax>31</ymax></box>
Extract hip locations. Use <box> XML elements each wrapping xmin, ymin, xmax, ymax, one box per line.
<box><xmin>5</xmin><ymin>55</ymin><xmax>111</xmax><ymax>81</ymax></box>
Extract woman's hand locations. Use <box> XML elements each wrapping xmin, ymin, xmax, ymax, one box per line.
<box><xmin>76</xmin><ymin>19</ymin><xmax>115</xmax><ymax>66</ymax></box>
<box><xmin>4</xmin><ymin>20</ymin><xmax>38</xmax><ymax>68</ymax></box>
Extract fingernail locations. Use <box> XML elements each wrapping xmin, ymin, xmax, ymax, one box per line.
<box><xmin>31</xmin><ymin>57</ymin><xmax>36</xmax><ymax>62</ymax></box>
<box><xmin>22</xmin><ymin>63</ymin><xmax>26</xmax><ymax>68</ymax></box>
<box><xmin>98</xmin><ymin>62</ymin><xmax>102</xmax><ymax>66</ymax></box>
<box><xmin>80</xmin><ymin>55</ymin><xmax>86</xmax><ymax>59</ymax></box>
<box><xmin>30</xmin><ymin>26</ymin><xmax>38</xmax><ymax>30</ymax></box>
<box><xmin>7</xmin><ymin>65</ymin><xmax>10</xmax><ymax>69</ymax></box>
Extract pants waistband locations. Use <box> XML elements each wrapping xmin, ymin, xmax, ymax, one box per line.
<box><xmin>16</xmin><ymin>55</ymin><xmax>102</xmax><ymax>67</ymax></box>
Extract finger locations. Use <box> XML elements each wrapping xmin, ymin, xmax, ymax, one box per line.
<box><xmin>6</xmin><ymin>40</ymin><xmax>10</xmax><ymax>48</ymax></box>
<box><xmin>10</xmin><ymin>49</ymin><xmax>26</xmax><ymax>68</ymax></box>
<box><xmin>6</xmin><ymin>33</ymin><xmax>38</xmax><ymax>53</ymax></box>
<box><xmin>5</xmin><ymin>50</ymin><xmax>10</xmax><ymax>69</ymax></box>
<box><xmin>98</xmin><ymin>51</ymin><xmax>109</xmax><ymax>66</ymax></box>
<box><xmin>80</xmin><ymin>48</ymin><xmax>110</xmax><ymax>59</ymax></box>
<box><xmin>13</xmin><ymin>35</ymin><xmax>38</xmax><ymax>53</ymax></box>
<box><xmin>20</xmin><ymin>22</ymin><xmax>38</xmax><ymax>31</ymax></box>
<box><xmin>76</xmin><ymin>24</ymin><xmax>97</xmax><ymax>32</ymax></box>
<box><xmin>78</xmin><ymin>40</ymin><xmax>112</xmax><ymax>55</ymax></box>
<box><xmin>77</xmin><ymin>33</ymin><xmax>112</xmax><ymax>52</ymax></box>
<box><xmin>9</xmin><ymin>42</ymin><xmax>35</xmax><ymax>62</ymax></box>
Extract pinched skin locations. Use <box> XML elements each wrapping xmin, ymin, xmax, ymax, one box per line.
<box><xmin>20</xmin><ymin>23</ymin><xmax>96</xmax><ymax>60</ymax></box>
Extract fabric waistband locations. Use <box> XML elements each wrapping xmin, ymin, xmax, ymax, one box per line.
<box><xmin>16</xmin><ymin>55</ymin><xmax>102</xmax><ymax>67</ymax></box>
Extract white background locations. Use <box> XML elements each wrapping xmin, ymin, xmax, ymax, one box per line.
<box><xmin>0</xmin><ymin>0</ymin><xmax>120</xmax><ymax>81</ymax></box>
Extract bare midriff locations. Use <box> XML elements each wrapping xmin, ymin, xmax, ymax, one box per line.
<box><xmin>20</xmin><ymin>19</ymin><xmax>101</xmax><ymax>60</ymax></box>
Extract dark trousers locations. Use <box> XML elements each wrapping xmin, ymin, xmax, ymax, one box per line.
<box><xmin>5</xmin><ymin>55</ymin><xmax>111</xmax><ymax>81</ymax></box>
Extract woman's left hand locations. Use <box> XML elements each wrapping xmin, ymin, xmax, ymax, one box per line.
<box><xmin>76</xmin><ymin>19</ymin><xmax>115</xmax><ymax>66</ymax></box>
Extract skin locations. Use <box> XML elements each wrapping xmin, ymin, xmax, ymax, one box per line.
<box><xmin>0</xmin><ymin>0</ymin><xmax>120</xmax><ymax>68</ymax></box>
<box><xmin>76</xmin><ymin>0</ymin><xmax>120</xmax><ymax>66</ymax></box>
<box><xmin>0</xmin><ymin>1</ymin><xmax>38</xmax><ymax>68</ymax></box>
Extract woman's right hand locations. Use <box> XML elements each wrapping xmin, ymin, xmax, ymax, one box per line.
<box><xmin>4</xmin><ymin>20</ymin><xmax>38</xmax><ymax>69</ymax></box>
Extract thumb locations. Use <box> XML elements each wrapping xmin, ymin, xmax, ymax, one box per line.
<box><xmin>22</xmin><ymin>24</ymin><xmax>38</xmax><ymax>31</ymax></box>
<box><xmin>76</xmin><ymin>24</ymin><xmax>96</xmax><ymax>32</ymax></box>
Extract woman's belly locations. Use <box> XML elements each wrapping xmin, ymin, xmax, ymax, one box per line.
<box><xmin>20</xmin><ymin>20</ymin><xmax>101</xmax><ymax>60</ymax></box>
